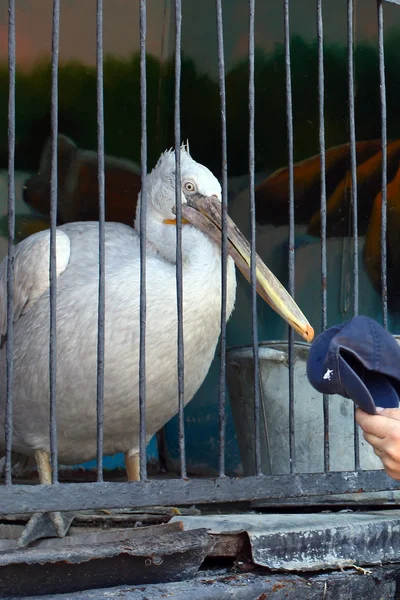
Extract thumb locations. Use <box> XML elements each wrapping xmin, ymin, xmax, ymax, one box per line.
<box><xmin>376</xmin><ymin>407</ymin><xmax>400</xmax><ymax>421</ymax></box>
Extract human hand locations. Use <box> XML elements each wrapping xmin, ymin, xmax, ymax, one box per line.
<box><xmin>355</xmin><ymin>407</ymin><xmax>400</xmax><ymax>480</ymax></box>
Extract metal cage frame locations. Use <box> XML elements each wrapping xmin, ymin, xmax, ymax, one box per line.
<box><xmin>1</xmin><ymin>0</ymin><xmax>400</xmax><ymax>517</ymax></box>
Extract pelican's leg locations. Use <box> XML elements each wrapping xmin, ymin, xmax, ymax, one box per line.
<box><xmin>124</xmin><ymin>450</ymin><xmax>140</xmax><ymax>481</ymax></box>
<box><xmin>17</xmin><ymin>450</ymin><xmax>75</xmax><ymax>548</ymax></box>
<box><xmin>123</xmin><ymin>449</ymin><xmax>181</xmax><ymax>516</ymax></box>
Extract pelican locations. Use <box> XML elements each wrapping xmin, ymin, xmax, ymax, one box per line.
<box><xmin>0</xmin><ymin>146</ymin><xmax>313</xmax><ymax>546</ymax></box>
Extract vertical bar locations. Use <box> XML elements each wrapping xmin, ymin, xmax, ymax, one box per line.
<box><xmin>49</xmin><ymin>0</ymin><xmax>60</xmax><ymax>484</ymax></box>
<box><xmin>283</xmin><ymin>0</ymin><xmax>296</xmax><ymax>475</ymax></box>
<box><xmin>249</xmin><ymin>0</ymin><xmax>261</xmax><ymax>475</ymax></box>
<box><xmin>317</xmin><ymin>0</ymin><xmax>329</xmax><ymax>472</ymax></box>
<box><xmin>174</xmin><ymin>0</ymin><xmax>186</xmax><ymax>479</ymax></box>
<box><xmin>215</xmin><ymin>0</ymin><xmax>228</xmax><ymax>478</ymax></box>
<box><xmin>347</xmin><ymin>0</ymin><xmax>358</xmax><ymax>317</ymax></box>
<box><xmin>4</xmin><ymin>0</ymin><xmax>16</xmax><ymax>486</ymax></box>
<box><xmin>96</xmin><ymin>0</ymin><xmax>105</xmax><ymax>483</ymax></box>
<box><xmin>347</xmin><ymin>0</ymin><xmax>360</xmax><ymax>471</ymax></box>
<box><xmin>377</xmin><ymin>0</ymin><xmax>388</xmax><ymax>329</ymax></box>
<box><xmin>139</xmin><ymin>0</ymin><xmax>148</xmax><ymax>481</ymax></box>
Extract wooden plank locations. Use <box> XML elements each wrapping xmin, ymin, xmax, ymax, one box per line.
<box><xmin>0</xmin><ymin>520</ymin><xmax>184</xmax><ymax>552</ymax></box>
<box><xmin>0</xmin><ymin>527</ymin><xmax>211</xmax><ymax>567</ymax></box>
<box><xmin>208</xmin><ymin>532</ymin><xmax>248</xmax><ymax>557</ymax></box>
<box><xmin>0</xmin><ymin>529</ymin><xmax>212</xmax><ymax>597</ymax></box>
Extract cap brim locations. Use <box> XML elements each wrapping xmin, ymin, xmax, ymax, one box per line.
<box><xmin>307</xmin><ymin>317</ymin><xmax>400</xmax><ymax>414</ymax></box>
<box><xmin>339</xmin><ymin>354</ymin><xmax>400</xmax><ymax>415</ymax></box>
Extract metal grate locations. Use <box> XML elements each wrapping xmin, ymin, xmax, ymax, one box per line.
<box><xmin>1</xmin><ymin>0</ymin><xmax>400</xmax><ymax>517</ymax></box>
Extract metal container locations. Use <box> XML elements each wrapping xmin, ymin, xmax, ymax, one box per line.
<box><xmin>227</xmin><ymin>341</ymin><xmax>382</xmax><ymax>476</ymax></box>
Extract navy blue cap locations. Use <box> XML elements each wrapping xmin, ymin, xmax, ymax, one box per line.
<box><xmin>306</xmin><ymin>316</ymin><xmax>400</xmax><ymax>415</ymax></box>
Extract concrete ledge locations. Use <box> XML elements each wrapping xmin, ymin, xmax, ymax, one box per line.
<box><xmin>172</xmin><ymin>511</ymin><xmax>400</xmax><ymax>570</ymax></box>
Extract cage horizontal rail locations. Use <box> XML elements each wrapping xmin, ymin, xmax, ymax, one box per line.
<box><xmin>1</xmin><ymin>471</ymin><xmax>399</xmax><ymax>515</ymax></box>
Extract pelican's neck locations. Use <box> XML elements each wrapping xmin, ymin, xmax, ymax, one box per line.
<box><xmin>179</xmin><ymin>226</ymin><xmax>237</xmax><ymax>322</ymax></box>
<box><xmin>135</xmin><ymin>211</ymin><xmax>237</xmax><ymax>321</ymax></box>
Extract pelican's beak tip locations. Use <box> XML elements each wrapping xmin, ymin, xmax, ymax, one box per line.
<box><xmin>303</xmin><ymin>324</ymin><xmax>315</xmax><ymax>343</ymax></box>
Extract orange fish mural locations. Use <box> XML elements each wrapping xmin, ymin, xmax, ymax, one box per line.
<box><xmin>364</xmin><ymin>161</ymin><xmax>400</xmax><ymax>311</ymax></box>
<box><xmin>254</xmin><ymin>140</ymin><xmax>383</xmax><ymax>227</ymax></box>
<box><xmin>254</xmin><ymin>139</ymin><xmax>400</xmax><ymax>312</ymax></box>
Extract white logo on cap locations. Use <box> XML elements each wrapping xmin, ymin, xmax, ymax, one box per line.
<box><xmin>323</xmin><ymin>368</ymin><xmax>334</xmax><ymax>380</ymax></box>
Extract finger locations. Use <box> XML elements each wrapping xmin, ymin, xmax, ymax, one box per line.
<box><xmin>372</xmin><ymin>446</ymin><xmax>385</xmax><ymax>458</ymax></box>
<box><xmin>376</xmin><ymin>407</ymin><xmax>400</xmax><ymax>421</ymax></box>
<box><xmin>363</xmin><ymin>429</ymin><xmax>400</xmax><ymax>465</ymax></box>
<box><xmin>382</xmin><ymin>464</ymin><xmax>400</xmax><ymax>481</ymax></box>
<box><xmin>363</xmin><ymin>431</ymin><xmax>386</xmax><ymax>451</ymax></box>
<box><xmin>355</xmin><ymin>409</ymin><xmax>388</xmax><ymax>438</ymax></box>
<box><xmin>378</xmin><ymin>453</ymin><xmax>400</xmax><ymax>474</ymax></box>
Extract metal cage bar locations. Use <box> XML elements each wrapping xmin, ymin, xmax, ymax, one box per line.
<box><xmin>49</xmin><ymin>0</ymin><xmax>60</xmax><ymax>484</ymax></box>
<box><xmin>347</xmin><ymin>0</ymin><xmax>360</xmax><ymax>471</ymax></box>
<box><xmin>347</xmin><ymin>0</ymin><xmax>358</xmax><ymax>317</ymax></box>
<box><xmin>283</xmin><ymin>0</ymin><xmax>296</xmax><ymax>475</ymax></box>
<box><xmin>248</xmin><ymin>0</ymin><xmax>261</xmax><ymax>476</ymax></box>
<box><xmin>174</xmin><ymin>0</ymin><xmax>187</xmax><ymax>480</ymax></box>
<box><xmin>96</xmin><ymin>0</ymin><xmax>106</xmax><ymax>483</ymax></box>
<box><xmin>316</xmin><ymin>0</ymin><xmax>330</xmax><ymax>473</ymax></box>
<box><xmin>215</xmin><ymin>0</ymin><xmax>228</xmax><ymax>479</ymax></box>
<box><xmin>139</xmin><ymin>0</ymin><xmax>148</xmax><ymax>482</ymax></box>
<box><xmin>4</xmin><ymin>0</ymin><xmax>16</xmax><ymax>487</ymax></box>
<box><xmin>377</xmin><ymin>0</ymin><xmax>388</xmax><ymax>329</ymax></box>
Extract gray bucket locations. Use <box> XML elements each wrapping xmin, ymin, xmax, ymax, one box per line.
<box><xmin>226</xmin><ymin>341</ymin><xmax>382</xmax><ymax>476</ymax></box>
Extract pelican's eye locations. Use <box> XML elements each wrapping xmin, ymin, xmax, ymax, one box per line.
<box><xmin>183</xmin><ymin>181</ymin><xmax>196</xmax><ymax>193</ymax></box>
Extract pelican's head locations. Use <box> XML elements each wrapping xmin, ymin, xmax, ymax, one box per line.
<box><xmin>136</xmin><ymin>143</ymin><xmax>221</xmax><ymax>224</ymax></box>
<box><xmin>135</xmin><ymin>145</ymin><xmax>314</xmax><ymax>342</ymax></box>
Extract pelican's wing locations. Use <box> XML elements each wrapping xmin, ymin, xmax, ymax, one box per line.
<box><xmin>0</xmin><ymin>229</ymin><xmax>71</xmax><ymax>342</ymax></box>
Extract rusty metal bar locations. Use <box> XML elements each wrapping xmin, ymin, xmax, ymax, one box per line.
<box><xmin>347</xmin><ymin>0</ymin><xmax>360</xmax><ymax>471</ymax></box>
<box><xmin>95</xmin><ymin>0</ymin><xmax>105</xmax><ymax>483</ymax></box>
<box><xmin>4</xmin><ymin>0</ymin><xmax>16</xmax><ymax>487</ymax></box>
<box><xmin>139</xmin><ymin>0</ymin><xmax>148</xmax><ymax>481</ymax></box>
<box><xmin>377</xmin><ymin>0</ymin><xmax>388</xmax><ymax>328</ymax></box>
<box><xmin>317</xmin><ymin>0</ymin><xmax>330</xmax><ymax>472</ymax></box>
<box><xmin>284</xmin><ymin>0</ymin><xmax>296</xmax><ymax>474</ymax></box>
<box><xmin>49</xmin><ymin>0</ymin><xmax>60</xmax><ymax>484</ymax></box>
<box><xmin>215</xmin><ymin>0</ymin><xmax>228</xmax><ymax>478</ymax></box>
<box><xmin>347</xmin><ymin>0</ymin><xmax>358</xmax><ymax>317</ymax></box>
<box><xmin>248</xmin><ymin>0</ymin><xmax>261</xmax><ymax>476</ymax></box>
<box><xmin>174</xmin><ymin>0</ymin><xmax>187</xmax><ymax>479</ymax></box>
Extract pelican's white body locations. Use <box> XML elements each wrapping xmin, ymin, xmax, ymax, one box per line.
<box><xmin>0</xmin><ymin>149</ymin><xmax>236</xmax><ymax>465</ymax></box>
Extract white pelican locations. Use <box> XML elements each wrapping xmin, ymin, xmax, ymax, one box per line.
<box><xmin>0</xmin><ymin>146</ymin><xmax>313</xmax><ymax>546</ymax></box>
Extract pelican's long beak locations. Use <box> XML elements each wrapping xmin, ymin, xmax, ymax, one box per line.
<box><xmin>181</xmin><ymin>194</ymin><xmax>314</xmax><ymax>342</ymax></box>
